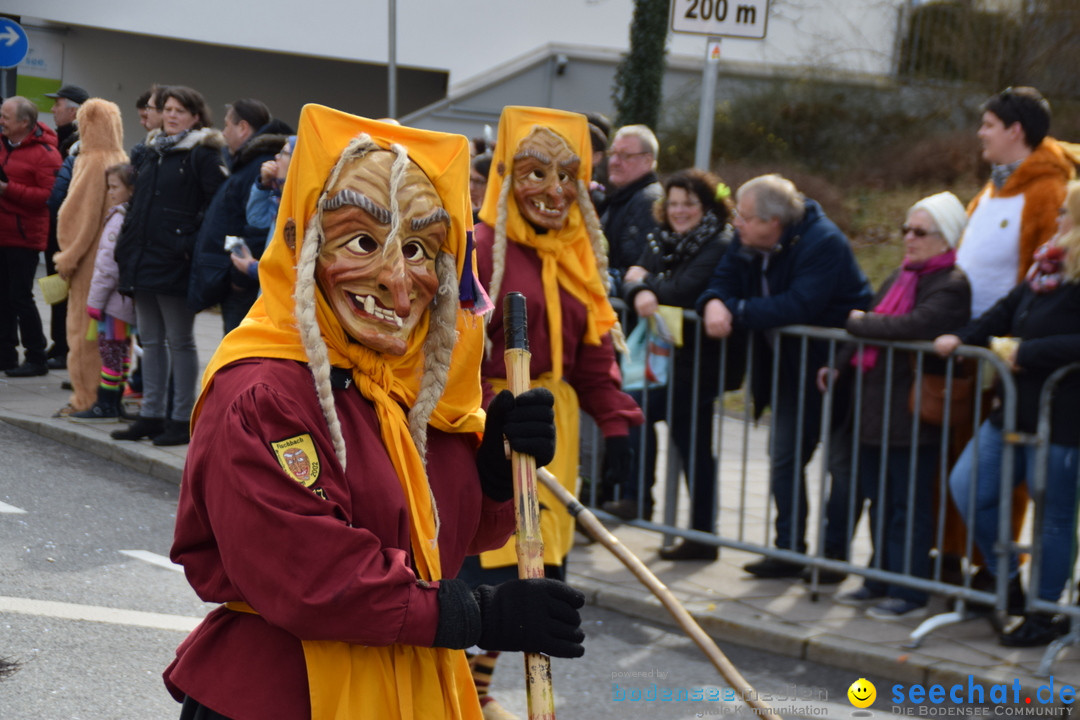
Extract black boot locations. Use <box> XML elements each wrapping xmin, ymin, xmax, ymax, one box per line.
<box><xmin>964</xmin><ymin>570</ymin><xmax>1025</xmax><ymax>615</ymax></box>
<box><xmin>1000</xmin><ymin>613</ymin><xmax>1065</xmax><ymax>647</ymax></box>
<box><xmin>69</xmin><ymin>387</ymin><xmax>122</xmax><ymax>423</ymax></box>
<box><xmin>111</xmin><ymin>416</ymin><xmax>164</xmax><ymax>441</ymax></box>
<box><xmin>152</xmin><ymin>418</ymin><xmax>190</xmax><ymax>446</ymax></box>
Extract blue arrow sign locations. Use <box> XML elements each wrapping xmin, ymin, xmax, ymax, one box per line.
<box><xmin>0</xmin><ymin>19</ymin><xmax>29</xmax><ymax>69</ymax></box>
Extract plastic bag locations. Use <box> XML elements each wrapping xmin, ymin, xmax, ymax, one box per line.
<box><xmin>621</xmin><ymin>314</ymin><xmax>673</xmax><ymax>390</ymax></box>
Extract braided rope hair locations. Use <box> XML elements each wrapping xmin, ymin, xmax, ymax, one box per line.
<box><xmin>577</xmin><ymin>176</ymin><xmax>627</xmax><ymax>353</ymax></box>
<box><xmin>484</xmin><ymin>164</ymin><xmax>515</xmax><ymax>359</ymax></box>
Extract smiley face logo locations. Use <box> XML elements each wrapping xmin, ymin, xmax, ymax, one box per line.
<box><xmin>847</xmin><ymin>678</ymin><xmax>876</xmax><ymax>708</ymax></box>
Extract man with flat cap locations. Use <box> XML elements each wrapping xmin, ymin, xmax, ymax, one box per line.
<box><xmin>45</xmin><ymin>85</ymin><xmax>89</xmax><ymax>158</ymax></box>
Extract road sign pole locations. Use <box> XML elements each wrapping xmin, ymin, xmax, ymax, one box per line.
<box><xmin>694</xmin><ymin>38</ymin><xmax>721</xmax><ymax>171</ymax></box>
<box><xmin>387</xmin><ymin>0</ymin><xmax>397</xmax><ymax>118</ymax></box>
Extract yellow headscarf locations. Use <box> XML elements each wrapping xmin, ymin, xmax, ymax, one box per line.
<box><xmin>195</xmin><ymin>104</ymin><xmax>486</xmax><ymax>582</ymax></box>
<box><xmin>478</xmin><ymin>106</ymin><xmax>616</xmax><ymax>378</ymax></box>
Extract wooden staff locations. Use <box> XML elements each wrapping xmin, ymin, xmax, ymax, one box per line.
<box><xmin>536</xmin><ymin>468</ymin><xmax>782</xmax><ymax>720</ymax></box>
<box><xmin>502</xmin><ymin>292</ymin><xmax>556</xmax><ymax>720</ymax></box>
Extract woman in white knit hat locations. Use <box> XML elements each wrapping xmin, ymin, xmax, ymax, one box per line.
<box><xmin>823</xmin><ymin>191</ymin><xmax>972</xmax><ymax>620</ymax></box>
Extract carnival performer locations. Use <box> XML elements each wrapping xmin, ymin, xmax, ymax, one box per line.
<box><xmin>461</xmin><ymin>105</ymin><xmax>643</xmax><ymax>719</ymax></box>
<box><xmin>165</xmin><ymin>105</ymin><xmax>584</xmax><ymax>720</ymax></box>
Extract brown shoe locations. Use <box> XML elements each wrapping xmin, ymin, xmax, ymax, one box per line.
<box><xmin>658</xmin><ymin>540</ymin><xmax>718</xmax><ymax>561</ymax></box>
<box><xmin>601</xmin><ymin>498</ymin><xmax>651</xmax><ymax>521</ymax></box>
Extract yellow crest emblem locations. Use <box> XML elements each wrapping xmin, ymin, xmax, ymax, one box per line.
<box><xmin>271</xmin><ymin>434</ymin><xmax>321</xmax><ymax>487</ymax></box>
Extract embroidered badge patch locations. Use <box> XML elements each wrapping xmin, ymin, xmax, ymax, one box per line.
<box><xmin>271</xmin><ymin>434</ymin><xmax>321</xmax><ymax>487</ymax></box>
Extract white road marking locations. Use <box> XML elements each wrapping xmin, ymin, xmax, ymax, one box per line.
<box><xmin>0</xmin><ymin>596</ymin><xmax>201</xmax><ymax>632</ymax></box>
<box><xmin>0</xmin><ymin>500</ymin><xmax>27</xmax><ymax>514</ymax></box>
<box><xmin>119</xmin><ymin>549</ymin><xmax>185</xmax><ymax>574</ymax></box>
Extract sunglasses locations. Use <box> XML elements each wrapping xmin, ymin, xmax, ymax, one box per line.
<box><xmin>900</xmin><ymin>225</ymin><xmax>939</xmax><ymax>238</ymax></box>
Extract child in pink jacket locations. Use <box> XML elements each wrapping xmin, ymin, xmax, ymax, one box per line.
<box><xmin>70</xmin><ymin>164</ymin><xmax>136</xmax><ymax>422</ymax></box>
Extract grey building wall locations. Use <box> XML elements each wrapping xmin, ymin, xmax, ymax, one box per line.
<box><xmin>31</xmin><ymin>23</ymin><xmax>446</xmax><ymax>151</ymax></box>
<box><xmin>400</xmin><ymin>44</ymin><xmax>875</xmax><ymax>148</ymax></box>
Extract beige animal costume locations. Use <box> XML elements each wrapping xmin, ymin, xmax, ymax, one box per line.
<box><xmin>55</xmin><ymin>99</ymin><xmax>128</xmax><ymax>411</ymax></box>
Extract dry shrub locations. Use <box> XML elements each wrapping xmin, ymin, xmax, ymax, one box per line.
<box><xmin>857</xmin><ymin>131</ymin><xmax>983</xmax><ymax>189</ymax></box>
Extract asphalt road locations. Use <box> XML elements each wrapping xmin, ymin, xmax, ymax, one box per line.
<box><xmin>0</xmin><ymin>420</ymin><xmax>893</xmax><ymax>719</ymax></box>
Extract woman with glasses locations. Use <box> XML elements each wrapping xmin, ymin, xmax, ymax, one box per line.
<box><xmin>605</xmin><ymin>169</ymin><xmax>745</xmax><ymax>560</ymax></box>
<box><xmin>829</xmin><ymin>192</ymin><xmax>972</xmax><ymax>620</ymax></box>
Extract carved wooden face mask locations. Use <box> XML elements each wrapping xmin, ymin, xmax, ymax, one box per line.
<box><xmin>511</xmin><ymin>127</ymin><xmax>580</xmax><ymax>231</ymax></box>
<box><xmin>315</xmin><ymin>150</ymin><xmax>448</xmax><ymax>356</ymax></box>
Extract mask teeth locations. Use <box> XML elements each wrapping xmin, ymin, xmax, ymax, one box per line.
<box><xmin>364</xmin><ymin>295</ymin><xmax>375</xmax><ymax>315</ymax></box>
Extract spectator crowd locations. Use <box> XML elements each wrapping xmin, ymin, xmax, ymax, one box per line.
<box><xmin>3</xmin><ymin>79</ymin><xmax>1080</xmax><ymax>719</ymax></box>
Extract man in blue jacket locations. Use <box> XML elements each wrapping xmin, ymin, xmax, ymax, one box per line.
<box><xmin>187</xmin><ymin>98</ymin><xmax>292</xmax><ymax>333</ymax></box>
<box><xmin>697</xmin><ymin>174</ymin><xmax>872</xmax><ymax>578</ymax></box>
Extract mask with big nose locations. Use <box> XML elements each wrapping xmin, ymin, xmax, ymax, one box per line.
<box><xmin>511</xmin><ymin>126</ymin><xmax>580</xmax><ymax>232</ymax></box>
<box><xmin>315</xmin><ymin>150</ymin><xmax>448</xmax><ymax>356</ymax></box>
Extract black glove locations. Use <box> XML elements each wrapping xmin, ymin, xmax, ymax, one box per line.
<box><xmin>601</xmin><ymin>435</ymin><xmax>632</xmax><ymax>490</ymax></box>
<box><xmin>475</xmin><ymin>578</ymin><xmax>585</xmax><ymax>657</ymax></box>
<box><xmin>476</xmin><ymin>388</ymin><xmax>556</xmax><ymax>502</ymax></box>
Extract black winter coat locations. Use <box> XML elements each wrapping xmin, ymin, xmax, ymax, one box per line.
<box><xmin>697</xmin><ymin>199</ymin><xmax>873</xmax><ymax>417</ymax></box>
<box><xmin>602</xmin><ymin>172</ymin><xmax>662</xmax><ymax>292</ymax></box>
<box><xmin>115</xmin><ymin>128</ymin><xmax>228</xmax><ymax>298</ymax></box>
<box><xmin>843</xmin><ymin>266</ymin><xmax>972</xmax><ymax>446</ymax></box>
<box><xmin>622</xmin><ymin>221</ymin><xmax>745</xmax><ymax>395</ymax></box>
<box><xmin>959</xmin><ymin>279</ymin><xmax>1080</xmax><ymax>445</ymax></box>
<box><xmin>187</xmin><ymin>132</ymin><xmax>288</xmax><ymax>311</ymax></box>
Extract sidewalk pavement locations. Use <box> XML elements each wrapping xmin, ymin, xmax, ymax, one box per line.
<box><xmin>3</xmin><ymin>291</ymin><xmax>1079</xmax><ymax>707</ymax></box>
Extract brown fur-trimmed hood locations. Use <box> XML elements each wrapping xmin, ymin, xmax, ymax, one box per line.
<box><xmin>233</xmin><ymin>131</ymin><xmax>288</xmax><ymax>171</ymax></box>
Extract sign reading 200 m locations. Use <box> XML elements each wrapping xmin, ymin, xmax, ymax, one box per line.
<box><xmin>670</xmin><ymin>0</ymin><xmax>768</xmax><ymax>39</ymax></box>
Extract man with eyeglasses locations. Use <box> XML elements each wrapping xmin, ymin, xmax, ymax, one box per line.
<box><xmin>188</xmin><ymin>99</ymin><xmax>295</xmax><ymax>333</ymax></box>
<box><xmin>697</xmin><ymin>174</ymin><xmax>872</xmax><ymax>579</ymax></box>
<box><xmin>601</xmin><ymin>124</ymin><xmax>663</xmax><ymax>294</ymax></box>
<box><xmin>958</xmin><ymin>86</ymin><xmax>1075</xmax><ymax>317</ymax></box>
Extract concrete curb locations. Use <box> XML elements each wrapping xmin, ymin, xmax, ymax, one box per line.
<box><xmin>0</xmin><ymin>413</ymin><xmax>184</xmax><ymax>486</ymax></box>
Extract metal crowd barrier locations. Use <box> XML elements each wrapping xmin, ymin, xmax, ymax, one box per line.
<box><xmin>1020</xmin><ymin>363</ymin><xmax>1080</xmax><ymax>676</ymax></box>
<box><xmin>577</xmin><ymin>307</ymin><xmax>1080</xmax><ymax>674</ymax></box>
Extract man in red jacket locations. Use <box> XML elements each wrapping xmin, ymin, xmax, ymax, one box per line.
<box><xmin>0</xmin><ymin>96</ymin><xmax>61</xmax><ymax>377</ymax></box>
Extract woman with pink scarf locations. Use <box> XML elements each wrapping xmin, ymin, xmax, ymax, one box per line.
<box><xmin>826</xmin><ymin>192</ymin><xmax>972</xmax><ymax>620</ymax></box>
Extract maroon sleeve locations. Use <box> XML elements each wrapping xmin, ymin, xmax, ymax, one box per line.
<box><xmin>173</xmin><ymin>381</ymin><xmax>440</xmax><ymax>648</ymax></box>
<box><xmin>568</xmin><ymin>332</ymin><xmax>643</xmax><ymax>436</ymax></box>
<box><xmin>468</xmin><ymin>496</ymin><xmax>516</xmax><ymax>555</ymax></box>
